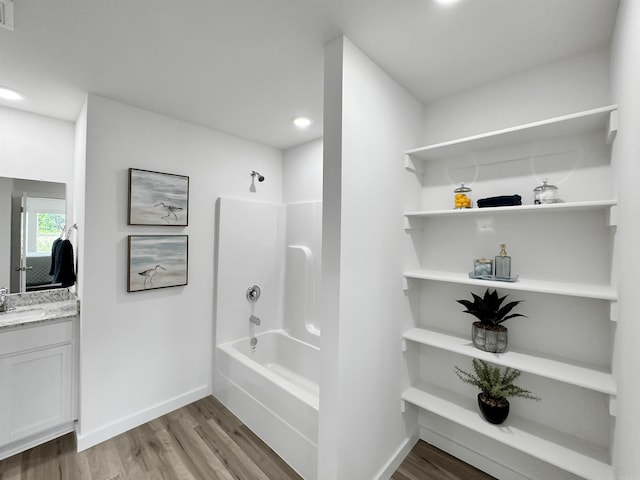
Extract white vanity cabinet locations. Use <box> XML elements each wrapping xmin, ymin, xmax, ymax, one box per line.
<box><xmin>0</xmin><ymin>317</ymin><xmax>77</xmax><ymax>459</ymax></box>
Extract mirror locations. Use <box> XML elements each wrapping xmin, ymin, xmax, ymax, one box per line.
<box><xmin>0</xmin><ymin>176</ymin><xmax>67</xmax><ymax>293</ymax></box>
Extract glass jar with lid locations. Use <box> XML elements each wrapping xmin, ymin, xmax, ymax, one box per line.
<box><xmin>454</xmin><ymin>183</ymin><xmax>472</xmax><ymax>209</ymax></box>
<box><xmin>533</xmin><ymin>180</ymin><xmax>560</xmax><ymax>204</ymax></box>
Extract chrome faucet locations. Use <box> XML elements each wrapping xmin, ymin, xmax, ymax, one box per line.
<box><xmin>0</xmin><ymin>287</ymin><xmax>8</xmax><ymax>313</ymax></box>
<box><xmin>249</xmin><ymin>315</ymin><xmax>261</xmax><ymax>326</ymax></box>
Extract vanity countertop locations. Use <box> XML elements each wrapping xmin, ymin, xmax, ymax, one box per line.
<box><xmin>0</xmin><ymin>289</ymin><xmax>79</xmax><ymax>330</ymax></box>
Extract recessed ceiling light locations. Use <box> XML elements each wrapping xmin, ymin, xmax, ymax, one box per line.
<box><xmin>292</xmin><ymin>116</ymin><xmax>312</xmax><ymax>129</ymax></box>
<box><xmin>0</xmin><ymin>86</ymin><xmax>23</xmax><ymax>101</ymax></box>
<box><xmin>435</xmin><ymin>0</ymin><xmax>460</xmax><ymax>5</ymax></box>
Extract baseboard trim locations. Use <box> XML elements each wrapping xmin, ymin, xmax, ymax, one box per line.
<box><xmin>76</xmin><ymin>385</ymin><xmax>209</xmax><ymax>451</ymax></box>
<box><xmin>374</xmin><ymin>433</ymin><xmax>419</xmax><ymax>480</ymax></box>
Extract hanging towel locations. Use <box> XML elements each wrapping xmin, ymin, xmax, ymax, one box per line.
<box><xmin>53</xmin><ymin>239</ymin><xmax>76</xmax><ymax>287</ymax></box>
<box><xmin>49</xmin><ymin>237</ymin><xmax>62</xmax><ymax>275</ymax></box>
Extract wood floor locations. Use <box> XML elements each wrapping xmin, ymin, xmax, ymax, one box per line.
<box><xmin>0</xmin><ymin>395</ymin><xmax>495</xmax><ymax>480</ymax></box>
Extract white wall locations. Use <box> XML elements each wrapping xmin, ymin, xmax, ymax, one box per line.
<box><xmin>319</xmin><ymin>37</ymin><xmax>423</xmax><ymax>480</ymax></box>
<box><xmin>422</xmin><ymin>47</ymin><xmax>611</xmax><ymax>145</ymax></box>
<box><xmin>76</xmin><ymin>94</ymin><xmax>282</xmax><ymax>449</ymax></box>
<box><xmin>283</xmin><ymin>138</ymin><xmax>323</xmax><ymax>204</ymax></box>
<box><xmin>610</xmin><ymin>1</ymin><xmax>640</xmax><ymax>477</ymax></box>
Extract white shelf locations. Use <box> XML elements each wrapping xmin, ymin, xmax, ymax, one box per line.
<box><xmin>405</xmin><ymin>105</ymin><xmax>617</xmax><ymax>162</ymax></box>
<box><xmin>402</xmin><ymin>385</ymin><xmax>613</xmax><ymax>480</ymax></box>
<box><xmin>403</xmin><ymin>270</ymin><xmax>616</xmax><ymax>301</ymax></box>
<box><xmin>402</xmin><ymin>327</ymin><xmax>616</xmax><ymax>395</ymax></box>
<box><xmin>405</xmin><ymin>199</ymin><xmax>617</xmax><ymax>219</ymax></box>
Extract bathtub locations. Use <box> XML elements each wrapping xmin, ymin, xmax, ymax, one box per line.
<box><xmin>215</xmin><ymin>329</ymin><xmax>319</xmax><ymax>479</ymax></box>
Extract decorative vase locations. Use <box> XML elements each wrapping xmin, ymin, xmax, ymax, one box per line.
<box><xmin>478</xmin><ymin>393</ymin><xmax>510</xmax><ymax>424</ymax></box>
<box><xmin>472</xmin><ymin>322</ymin><xmax>508</xmax><ymax>353</ymax></box>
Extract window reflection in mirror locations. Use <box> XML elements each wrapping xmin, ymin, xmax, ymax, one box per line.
<box><xmin>0</xmin><ymin>177</ymin><xmax>66</xmax><ymax>293</ymax></box>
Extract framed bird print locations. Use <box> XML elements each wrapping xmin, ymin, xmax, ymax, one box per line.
<box><xmin>127</xmin><ymin>235</ymin><xmax>188</xmax><ymax>292</ymax></box>
<box><xmin>128</xmin><ymin>168</ymin><xmax>189</xmax><ymax>226</ymax></box>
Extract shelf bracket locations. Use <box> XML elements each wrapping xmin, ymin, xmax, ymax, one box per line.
<box><xmin>610</xmin><ymin>301</ymin><xmax>618</xmax><ymax>323</ymax></box>
<box><xmin>609</xmin><ymin>395</ymin><xmax>617</xmax><ymax>416</ymax></box>
<box><xmin>404</xmin><ymin>216</ymin><xmax>425</xmax><ymax>231</ymax></box>
<box><xmin>404</xmin><ymin>154</ymin><xmax>424</xmax><ymax>174</ymax></box>
<box><xmin>607</xmin><ymin>205</ymin><xmax>618</xmax><ymax>228</ymax></box>
<box><xmin>402</xmin><ymin>276</ymin><xmax>412</xmax><ymax>293</ymax></box>
<box><xmin>607</xmin><ymin>110</ymin><xmax>618</xmax><ymax>145</ymax></box>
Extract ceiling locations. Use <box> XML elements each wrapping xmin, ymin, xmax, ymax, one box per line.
<box><xmin>0</xmin><ymin>0</ymin><xmax>620</xmax><ymax>150</ymax></box>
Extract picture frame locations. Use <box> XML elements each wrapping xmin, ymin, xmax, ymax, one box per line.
<box><xmin>127</xmin><ymin>235</ymin><xmax>188</xmax><ymax>292</ymax></box>
<box><xmin>128</xmin><ymin>168</ymin><xmax>189</xmax><ymax>226</ymax></box>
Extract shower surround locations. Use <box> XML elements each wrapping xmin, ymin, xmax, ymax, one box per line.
<box><xmin>213</xmin><ymin>197</ymin><xmax>321</xmax><ymax>479</ymax></box>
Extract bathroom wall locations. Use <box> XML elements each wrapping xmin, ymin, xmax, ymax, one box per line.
<box><xmin>0</xmin><ymin>177</ymin><xmax>11</xmax><ymax>287</ymax></box>
<box><xmin>422</xmin><ymin>46</ymin><xmax>611</xmax><ymax>144</ymax></box>
<box><xmin>320</xmin><ymin>36</ymin><xmax>423</xmax><ymax>480</ymax></box>
<box><xmin>610</xmin><ymin>0</ymin><xmax>640</xmax><ymax>477</ymax></box>
<box><xmin>76</xmin><ymin>94</ymin><xmax>283</xmax><ymax>449</ymax></box>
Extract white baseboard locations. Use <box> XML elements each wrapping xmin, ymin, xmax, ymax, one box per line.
<box><xmin>76</xmin><ymin>385</ymin><xmax>210</xmax><ymax>451</ymax></box>
<box><xmin>374</xmin><ymin>433</ymin><xmax>419</xmax><ymax>480</ymax></box>
<box><xmin>0</xmin><ymin>422</ymin><xmax>75</xmax><ymax>461</ymax></box>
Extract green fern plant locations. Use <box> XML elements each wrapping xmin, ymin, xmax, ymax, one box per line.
<box><xmin>456</xmin><ymin>288</ymin><xmax>526</xmax><ymax>327</ymax></box>
<box><xmin>454</xmin><ymin>358</ymin><xmax>540</xmax><ymax>405</ymax></box>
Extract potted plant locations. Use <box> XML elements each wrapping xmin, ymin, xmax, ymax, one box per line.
<box><xmin>454</xmin><ymin>358</ymin><xmax>540</xmax><ymax>424</ymax></box>
<box><xmin>456</xmin><ymin>288</ymin><xmax>526</xmax><ymax>353</ymax></box>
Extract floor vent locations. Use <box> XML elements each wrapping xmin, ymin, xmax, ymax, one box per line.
<box><xmin>0</xmin><ymin>0</ymin><xmax>14</xmax><ymax>31</ymax></box>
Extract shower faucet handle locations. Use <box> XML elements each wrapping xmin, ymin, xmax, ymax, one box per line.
<box><xmin>249</xmin><ymin>315</ymin><xmax>261</xmax><ymax>326</ymax></box>
<box><xmin>246</xmin><ymin>285</ymin><xmax>261</xmax><ymax>303</ymax></box>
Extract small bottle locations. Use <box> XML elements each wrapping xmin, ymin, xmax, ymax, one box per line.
<box><xmin>495</xmin><ymin>244</ymin><xmax>511</xmax><ymax>278</ymax></box>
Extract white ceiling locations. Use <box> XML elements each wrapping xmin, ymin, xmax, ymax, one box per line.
<box><xmin>0</xmin><ymin>0</ymin><xmax>619</xmax><ymax>150</ymax></box>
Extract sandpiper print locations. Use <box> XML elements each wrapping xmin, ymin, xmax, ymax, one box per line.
<box><xmin>128</xmin><ymin>235</ymin><xmax>188</xmax><ymax>292</ymax></box>
<box><xmin>128</xmin><ymin>168</ymin><xmax>189</xmax><ymax>226</ymax></box>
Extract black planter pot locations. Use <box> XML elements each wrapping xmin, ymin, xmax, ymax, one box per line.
<box><xmin>478</xmin><ymin>393</ymin><xmax>510</xmax><ymax>424</ymax></box>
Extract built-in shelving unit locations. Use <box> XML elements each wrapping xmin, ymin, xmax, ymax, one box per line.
<box><xmin>403</xmin><ymin>270</ymin><xmax>617</xmax><ymax>301</ymax></box>
<box><xmin>401</xmin><ymin>105</ymin><xmax>618</xmax><ymax>479</ymax></box>
<box><xmin>402</xmin><ymin>327</ymin><xmax>615</xmax><ymax>395</ymax></box>
<box><xmin>401</xmin><ymin>384</ymin><xmax>614</xmax><ymax>480</ymax></box>
<box><xmin>405</xmin><ymin>199</ymin><xmax>617</xmax><ymax>219</ymax></box>
<box><xmin>405</xmin><ymin>105</ymin><xmax>617</xmax><ymax>165</ymax></box>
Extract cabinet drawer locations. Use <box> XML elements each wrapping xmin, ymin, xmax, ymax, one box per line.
<box><xmin>0</xmin><ymin>321</ymin><xmax>73</xmax><ymax>357</ymax></box>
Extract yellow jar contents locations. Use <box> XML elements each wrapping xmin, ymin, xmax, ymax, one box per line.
<box><xmin>454</xmin><ymin>192</ymin><xmax>472</xmax><ymax>209</ymax></box>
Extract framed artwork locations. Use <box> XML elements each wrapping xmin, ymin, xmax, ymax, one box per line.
<box><xmin>127</xmin><ymin>235</ymin><xmax>188</xmax><ymax>292</ymax></box>
<box><xmin>128</xmin><ymin>168</ymin><xmax>189</xmax><ymax>226</ymax></box>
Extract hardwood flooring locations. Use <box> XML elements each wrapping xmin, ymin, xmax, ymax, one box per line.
<box><xmin>391</xmin><ymin>440</ymin><xmax>496</xmax><ymax>480</ymax></box>
<box><xmin>0</xmin><ymin>395</ymin><xmax>495</xmax><ymax>480</ymax></box>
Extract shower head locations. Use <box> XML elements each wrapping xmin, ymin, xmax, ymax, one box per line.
<box><xmin>250</xmin><ymin>170</ymin><xmax>265</xmax><ymax>182</ymax></box>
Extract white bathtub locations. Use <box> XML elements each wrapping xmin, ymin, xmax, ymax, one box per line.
<box><xmin>216</xmin><ymin>329</ymin><xmax>319</xmax><ymax>479</ymax></box>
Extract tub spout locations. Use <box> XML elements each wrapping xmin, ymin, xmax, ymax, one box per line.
<box><xmin>249</xmin><ymin>315</ymin><xmax>261</xmax><ymax>326</ymax></box>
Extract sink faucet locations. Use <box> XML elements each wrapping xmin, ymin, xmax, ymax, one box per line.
<box><xmin>249</xmin><ymin>315</ymin><xmax>261</xmax><ymax>326</ymax></box>
<box><xmin>0</xmin><ymin>287</ymin><xmax>8</xmax><ymax>313</ymax></box>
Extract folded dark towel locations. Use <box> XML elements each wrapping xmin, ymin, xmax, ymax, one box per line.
<box><xmin>477</xmin><ymin>195</ymin><xmax>522</xmax><ymax>208</ymax></box>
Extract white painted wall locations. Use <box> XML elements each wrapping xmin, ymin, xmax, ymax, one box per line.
<box><xmin>283</xmin><ymin>138</ymin><xmax>323</xmax><ymax>204</ymax></box>
<box><xmin>76</xmin><ymin>94</ymin><xmax>282</xmax><ymax>449</ymax></box>
<box><xmin>319</xmin><ymin>37</ymin><xmax>423</xmax><ymax>480</ymax></box>
<box><xmin>422</xmin><ymin>47</ymin><xmax>611</xmax><ymax>145</ymax></box>
<box><xmin>610</xmin><ymin>1</ymin><xmax>640</xmax><ymax>477</ymax></box>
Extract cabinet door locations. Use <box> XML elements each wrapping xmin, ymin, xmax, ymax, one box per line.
<box><xmin>0</xmin><ymin>344</ymin><xmax>73</xmax><ymax>444</ymax></box>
